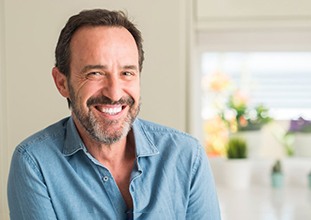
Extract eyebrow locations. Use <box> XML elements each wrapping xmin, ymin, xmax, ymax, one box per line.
<box><xmin>80</xmin><ymin>64</ymin><xmax>139</xmax><ymax>73</ymax></box>
<box><xmin>123</xmin><ymin>65</ymin><xmax>139</xmax><ymax>71</ymax></box>
<box><xmin>80</xmin><ymin>65</ymin><xmax>106</xmax><ymax>73</ymax></box>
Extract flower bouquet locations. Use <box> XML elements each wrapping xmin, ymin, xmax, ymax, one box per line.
<box><xmin>202</xmin><ymin>71</ymin><xmax>272</xmax><ymax>157</ymax></box>
<box><xmin>221</xmin><ymin>90</ymin><xmax>272</xmax><ymax>133</ymax></box>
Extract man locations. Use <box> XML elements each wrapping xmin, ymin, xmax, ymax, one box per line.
<box><xmin>8</xmin><ymin>9</ymin><xmax>220</xmax><ymax>220</ymax></box>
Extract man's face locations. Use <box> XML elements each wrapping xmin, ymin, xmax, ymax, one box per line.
<box><xmin>67</xmin><ymin>26</ymin><xmax>140</xmax><ymax>145</ymax></box>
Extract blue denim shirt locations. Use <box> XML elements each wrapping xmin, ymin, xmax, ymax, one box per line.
<box><xmin>8</xmin><ymin>117</ymin><xmax>220</xmax><ymax>220</ymax></box>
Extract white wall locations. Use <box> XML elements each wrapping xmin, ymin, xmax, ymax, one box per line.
<box><xmin>0</xmin><ymin>0</ymin><xmax>8</xmax><ymax>219</ymax></box>
<box><xmin>0</xmin><ymin>1</ymin><xmax>192</xmax><ymax>219</ymax></box>
<box><xmin>195</xmin><ymin>0</ymin><xmax>311</xmax><ymax>30</ymax></box>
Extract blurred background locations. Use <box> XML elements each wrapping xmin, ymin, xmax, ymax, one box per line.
<box><xmin>1</xmin><ymin>0</ymin><xmax>311</xmax><ymax>219</ymax></box>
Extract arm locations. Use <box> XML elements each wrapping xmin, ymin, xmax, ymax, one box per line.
<box><xmin>7</xmin><ymin>146</ymin><xmax>58</xmax><ymax>220</ymax></box>
<box><xmin>186</xmin><ymin>145</ymin><xmax>221</xmax><ymax>219</ymax></box>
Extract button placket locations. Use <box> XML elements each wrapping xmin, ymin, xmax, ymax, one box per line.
<box><xmin>99</xmin><ymin>170</ymin><xmax>127</xmax><ymax>214</ymax></box>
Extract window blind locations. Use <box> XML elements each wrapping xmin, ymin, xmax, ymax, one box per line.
<box><xmin>201</xmin><ymin>52</ymin><xmax>311</xmax><ymax>119</ymax></box>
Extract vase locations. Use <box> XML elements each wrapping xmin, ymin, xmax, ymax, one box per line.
<box><xmin>232</xmin><ymin>130</ymin><xmax>263</xmax><ymax>159</ymax></box>
<box><xmin>223</xmin><ymin>159</ymin><xmax>252</xmax><ymax>189</ymax></box>
<box><xmin>271</xmin><ymin>173</ymin><xmax>283</xmax><ymax>188</ymax></box>
<box><xmin>293</xmin><ymin>133</ymin><xmax>311</xmax><ymax>157</ymax></box>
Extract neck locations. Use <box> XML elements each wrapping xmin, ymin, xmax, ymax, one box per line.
<box><xmin>87</xmin><ymin>132</ymin><xmax>136</xmax><ymax>166</ymax></box>
<box><xmin>74</xmin><ymin>120</ymin><xmax>136</xmax><ymax>165</ymax></box>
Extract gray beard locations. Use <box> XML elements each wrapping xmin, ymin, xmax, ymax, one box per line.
<box><xmin>79</xmin><ymin>104</ymin><xmax>139</xmax><ymax>145</ymax></box>
<box><xmin>68</xmin><ymin>83</ymin><xmax>140</xmax><ymax>145</ymax></box>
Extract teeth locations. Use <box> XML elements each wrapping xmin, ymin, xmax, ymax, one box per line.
<box><xmin>100</xmin><ymin>106</ymin><xmax>122</xmax><ymax>115</ymax></box>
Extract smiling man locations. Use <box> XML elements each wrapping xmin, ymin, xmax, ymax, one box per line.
<box><xmin>7</xmin><ymin>9</ymin><xmax>220</xmax><ymax>220</ymax></box>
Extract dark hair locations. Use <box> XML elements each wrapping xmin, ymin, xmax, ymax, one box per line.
<box><xmin>55</xmin><ymin>9</ymin><xmax>144</xmax><ymax>77</ymax></box>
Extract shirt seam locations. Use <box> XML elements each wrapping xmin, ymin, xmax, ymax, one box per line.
<box><xmin>140</xmin><ymin>121</ymin><xmax>197</xmax><ymax>141</ymax></box>
<box><xmin>16</xmin><ymin>146</ymin><xmax>42</xmax><ymax>177</ymax></box>
<box><xmin>191</xmin><ymin>143</ymin><xmax>202</xmax><ymax>178</ymax></box>
<box><xmin>20</xmin><ymin>128</ymin><xmax>64</xmax><ymax>152</ymax></box>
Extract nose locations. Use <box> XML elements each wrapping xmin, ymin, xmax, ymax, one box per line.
<box><xmin>103</xmin><ymin>75</ymin><xmax>123</xmax><ymax>102</ymax></box>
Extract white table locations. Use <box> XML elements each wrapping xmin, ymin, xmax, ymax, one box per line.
<box><xmin>209</xmin><ymin>157</ymin><xmax>311</xmax><ymax>220</ymax></box>
<box><xmin>217</xmin><ymin>186</ymin><xmax>311</xmax><ymax>220</ymax></box>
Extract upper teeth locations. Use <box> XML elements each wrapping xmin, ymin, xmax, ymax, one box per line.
<box><xmin>101</xmin><ymin>107</ymin><xmax>122</xmax><ymax>115</ymax></box>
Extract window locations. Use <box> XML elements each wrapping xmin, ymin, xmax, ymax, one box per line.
<box><xmin>188</xmin><ymin>29</ymin><xmax>311</xmax><ymax>145</ymax></box>
<box><xmin>201</xmin><ymin>52</ymin><xmax>311</xmax><ymax>120</ymax></box>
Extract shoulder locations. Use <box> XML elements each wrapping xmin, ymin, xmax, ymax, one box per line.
<box><xmin>137</xmin><ymin>118</ymin><xmax>199</xmax><ymax>140</ymax></box>
<box><xmin>135</xmin><ymin>119</ymin><xmax>210</xmax><ymax>184</ymax></box>
<box><xmin>9</xmin><ymin>117</ymin><xmax>70</xmax><ymax>179</ymax></box>
<box><xmin>135</xmin><ymin>118</ymin><xmax>202</xmax><ymax>153</ymax></box>
<box><xmin>15</xmin><ymin>117</ymin><xmax>70</xmax><ymax>156</ymax></box>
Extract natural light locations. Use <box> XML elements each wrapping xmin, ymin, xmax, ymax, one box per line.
<box><xmin>201</xmin><ymin>52</ymin><xmax>311</xmax><ymax>120</ymax></box>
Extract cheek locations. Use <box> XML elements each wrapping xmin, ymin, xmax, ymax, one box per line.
<box><xmin>72</xmin><ymin>81</ymin><xmax>101</xmax><ymax>104</ymax></box>
<box><xmin>129</xmin><ymin>83</ymin><xmax>140</xmax><ymax>102</ymax></box>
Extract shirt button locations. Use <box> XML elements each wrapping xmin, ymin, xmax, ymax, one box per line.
<box><xmin>103</xmin><ymin>176</ymin><xmax>109</xmax><ymax>182</ymax></box>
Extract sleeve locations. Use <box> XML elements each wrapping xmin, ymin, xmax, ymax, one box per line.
<box><xmin>186</xmin><ymin>144</ymin><xmax>221</xmax><ymax>220</ymax></box>
<box><xmin>7</xmin><ymin>146</ymin><xmax>58</xmax><ymax>220</ymax></box>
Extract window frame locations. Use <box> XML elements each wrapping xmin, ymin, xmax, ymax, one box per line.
<box><xmin>190</xmin><ymin>29</ymin><xmax>311</xmax><ymax>141</ymax></box>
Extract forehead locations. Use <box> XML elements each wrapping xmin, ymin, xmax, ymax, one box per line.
<box><xmin>70</xmin><ymin>25</ymin><xmax>137</xmax><ymax>51</ymax></box>
<box><xmin>69</xmin><ymin>26</ymin><xmax>139</xmax><ymax>69</ymax></box>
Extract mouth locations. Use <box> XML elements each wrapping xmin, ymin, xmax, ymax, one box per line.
<box><xmin>94</xmin><ymin>105</ymin><xmax>126</xmax><ymax>116</ymax></box>
<box><xmin>87</xmin><ymin>96</ymin><xmax>134</xmax><ymax>118</ymax></box>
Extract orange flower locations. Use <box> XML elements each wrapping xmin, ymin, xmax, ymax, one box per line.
<box><xmin>231</xmin><ymin>90</ymin><xmax>248</xmax><ymax>109</ymax></box>
<box><xmin>238</xmin><ymin>116</ymin><xmax>248</xmax><ymax>127</ymax></box>
<box><xmin>204</xmin><ymin>116</ymin><xmax>229</xmax><ymax>156</ymax></box>
<box><xmin>202</xmin><ymin>71</ymin><xmax>231</xmax><ymax>92</ymax></box>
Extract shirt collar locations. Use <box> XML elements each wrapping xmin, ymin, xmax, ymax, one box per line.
<box><xmin>62</xmin><ymin>117</ymin><xmax>85</xmax><ymax>156</ymax></box>
<box><xmin>62</xmin><ymin>117</ymin><xmax>159</xmax><ymax>157</ymax></box>
<box><xmin>132</xmin><ymin>119</ymin><xmax>159</xmax><ymax>157</ymax></box>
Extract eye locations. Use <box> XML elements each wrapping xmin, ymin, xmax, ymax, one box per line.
<box><xmin>86</xmin><ymin>71</ymin><xmax>104</xmax><ymax>79</ymax></box>
<box><xmin>123</xmin><ymin>71</ymin><xmax>133</xmax><ymax>77</ymax></box>
<box><xmin>89</xmin><ymin>72</ymin><xmax>102</xmax><ymax>76</ymax></box>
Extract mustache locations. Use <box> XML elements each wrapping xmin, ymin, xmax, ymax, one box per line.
<box><xmin>87</xmin><ymin>95</ymin><xmax>134</xmax><ymax>107</ymax></box>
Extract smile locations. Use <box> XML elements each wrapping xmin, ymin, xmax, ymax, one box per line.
<box><xmin>95</xmin><ymin>105</ymin><xmax>123</xmax><ymax>115</ymax></box>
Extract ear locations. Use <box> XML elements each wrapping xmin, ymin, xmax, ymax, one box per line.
<box><xmin>52</xmin><ymin>67</ymin><xmax>70</xmax><ymax>98</ymax></box>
